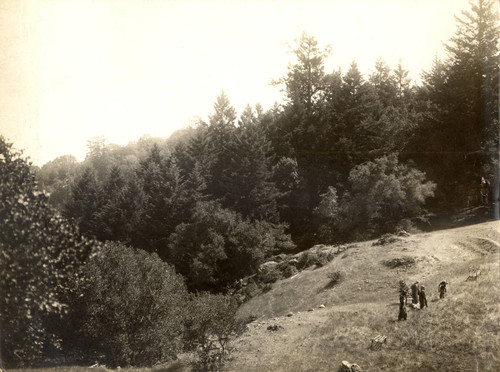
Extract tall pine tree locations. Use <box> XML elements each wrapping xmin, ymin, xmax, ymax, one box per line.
<box><xmin>413</xmin><ymin>0</ymin><xmax>499</xmax><ymax>209</ymax></box>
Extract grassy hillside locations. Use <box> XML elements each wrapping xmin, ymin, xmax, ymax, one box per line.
<box><xmin>227</xmin><ymin>221</ymin><xmax>500</xmax><ymax>372</ymax></box>
<box><xmin>9</xmin><ymin>221</ymin><xmax>499</xmax><ymax>372</ymax></box>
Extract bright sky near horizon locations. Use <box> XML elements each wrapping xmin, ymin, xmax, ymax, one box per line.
<box><xmin>0</xmin><ymin>0</ymin><xmax>471</xmax><ymax>166</ymax></box>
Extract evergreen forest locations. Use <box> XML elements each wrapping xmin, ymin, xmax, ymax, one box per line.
<box><xmin>1</xmin><ymin>0</ymin><xmax>498</xmax><ymax>368</ymax></box>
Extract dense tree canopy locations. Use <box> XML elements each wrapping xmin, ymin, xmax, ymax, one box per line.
<box><xmin>49</xmin><ymin>1</ymin><xmax>498</xmax><ymax>255</ymax></box>
<box><xmin>412</xmin><ymin>0</ymin><xmax>499</xmax><ymax>209</ymax></box>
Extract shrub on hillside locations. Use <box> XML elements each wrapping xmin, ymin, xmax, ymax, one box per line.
<box><xmin>297</xmin><ymin>251</ymin><xmax>317</xmax><ymax>269</ymax></box>
<box><xmin>67</xmin><ymin>242</ymin><xmax>188</xmax><ymax>367</ymax></box>
<box><xmin>318</xmin><ymin>250</ymin><xmax>336</xmax><ymax>266</ymax></box>
<box><xmin>315</xmin><ymin>154</ymin><xmax>435</xmax><ymax>239</ymax></box>
<box><xmin>297</xmin><ymin>250</ymin><xmax>334</xmax><ymax>270</ymax></box>
<box><xmin>327</xmin><ymin>271</ymin><xmax>343</xmax><ymax>286</ymax></box>
<box><xmin>0</xmin><ymin>137</ymin><xmax>99</xmax><ymax>367</ymax></box>
<box><xmin>184</xmin><ymin>293</ymin><xmax>239</xmax><ymax>372</ymax></box>
<box><xmin>278</xmin><ymin>261</ymin><xmax>298</xmax><ymax>278</ymax></box>
<box><xmin>168</xmin><ymin>201</ymin><xmax>294</xmax><ymax>291</ymax></box>
<box><xmin>373</xmin><ymin>233</ymin><xmax>400</xmax><ymax>246</ymax></box>
<box><xmin>383</xmin><ymin>257</ymin><xmax>415</xmax><ymax>268</ymax></box>
<box><xmin>258</xmin><ymin>267</ymin><xmax>282</xmax><ymax>284</ymax></box>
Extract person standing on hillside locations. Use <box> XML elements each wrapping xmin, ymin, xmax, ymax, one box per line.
<box><xmin>419</xmin><ymin>285</ymin><xmax>428</xmax><ymax>309</ymax></box>
<box><xmin>438</xmin><ymin>281</ymin><xmax>447</xmax><ymax>299</ymax></box>
<box><xmin>480</xmin><ymin>177</ymin><xmax>490</xmax><ymax>206</ymax></box>
<box><xmin>411</xmin><ymin>281</ymin><xmax>419</xmax><ymax>305</ymax></box>
<box><xmin>398</xmin><ymin>290</ymin><xmax>408</xmax><ymax>321</ymax></box>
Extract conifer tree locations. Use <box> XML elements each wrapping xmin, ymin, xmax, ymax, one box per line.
<box><xmin>446</xmin><ymin>0</ymin><xmax>499</xmax><ymax>191</ymax></box>
<box><xmin>222</xmin><ymin>106</ymin><xmax>281</xmax><ymax>221</ymax></box>
<box><xmin>205</xmin><ymin>92</ymin><xmax>237</xmax><ymax>199</ymax></box>
<box><xmin>369</xmin><ymin>58</ymin><xmax>398</xmax><ymax>109</ymax></box>
<box><xmin>394</xmin><ymin>60</ymin><xmax>413</xmax><ymax>105</ymax></box>
<box><xmin>94</xmin><ymin>166</ymin><xmax>146</xmax><ymax>243</ymax></box>
<box><xmin>134</xmin><ymin>145</ymin><xmax>191</xmax><ymax>260</ymax></box>
<box><xmin>276</xmin><ymin>32</ymin><xmax>331</xmax><ymax>113</ymax></box>
<box><xmin>64</xmin><ymin>168</ymin><xmax>101</xmax><ymax>236</ymax></box>
<box><xmin>412</xmin><ymin>0</ymin><xmax>499</xmax><ymax>208</ymax></box>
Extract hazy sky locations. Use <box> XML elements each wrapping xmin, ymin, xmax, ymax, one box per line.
<box><xmin>0</xmin><ymin>0</ymin><xmax>472</xmax><ymax>166</ymax></box>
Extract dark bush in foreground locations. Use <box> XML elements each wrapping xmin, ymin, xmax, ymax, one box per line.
<box><xmin>0</xmin><ymin>137</ymin><xmax>98</xmax><ymax>367</ymax></box>
<box><xmin>184</xmin><ymin>293</ymin><xmax>239</xmax><ymax>372</ymax></box>
<box><xmin>67</xmin><ymin>242</ymin><xmax>188</xmax><ymax>367</ymax></box>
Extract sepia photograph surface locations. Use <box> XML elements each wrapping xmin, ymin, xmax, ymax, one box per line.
<box><xmin>1</xmin><ymin>1</ymin><xmax>498</xmax><ymax>371</ymax></box>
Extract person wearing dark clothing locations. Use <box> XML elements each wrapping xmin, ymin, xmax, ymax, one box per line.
<box><xmin>411</xmin><ymin>281</ymin><xmax>419</xmax><ymax>304</ymax></box>
<box><xmin>438</xmin><ymin>281</ymin><xmax>447</xmax><ymax>299</ymax></box>
<box><xmin>419</xmin><ymin>286</ymin><xmax>428</xmax><ymax>309</ymax></box>
<box><xmin>398</xmin><ymin>291</ymin><xmax>407</xmax><ymax>320</ymax></box>
<box><xmin>480</xmin><ymin>177</ymin><xmax>490</xmax><ymax>205</ymax></box>
<box><xmin>398</xmin><ymin>303</ymin><xmax>407</xmax><ymax>320</ymax></box>
<box><xmin>399</xmin><ymin>289</ymin><xmax>408</xmax><ymax>306</ymax></box>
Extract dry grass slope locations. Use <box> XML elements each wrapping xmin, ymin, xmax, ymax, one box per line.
<box><xmin>228</xmin><ymin>221</ymin><xmax>499</xmax><ymax>372</ymax></box>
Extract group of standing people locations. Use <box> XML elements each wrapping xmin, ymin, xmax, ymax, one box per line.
<box><xmin>398</xmin><ymin>280</ymin><xmax>447</xmax><ymax>321</ymax></box>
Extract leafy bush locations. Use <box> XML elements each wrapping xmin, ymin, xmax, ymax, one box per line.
<box><xmin>317</xmin><ymin>154</ymin><xmax>436</xmax><ymax>239</ymax></box>
<box><xmin>297</xmin><ymin>252</ymin><xmax>316</xmax><ymax>269</ymax></box>
<box><xmin>279</xmin><ymin>262</ymin><xmax>298</xmax><ymax>278</ymax></box>
<box><xmin>0</xmin><ymin>137</ymin><xmax>98</xmax><ymax>367</ymax></box>
<box><xmin>184</xmin><ymin>293</ymin><xmax>239</xmax><ymax>372</ymax></box>
<box><xmin>394</xmin><ymin>218</ymin><xmax>420</xmax><ymax>234</ymax></box>
<box><xmin>383</xmin><ymin>257</ymin><xmax>416</xmax><ymax>268</ymax></box>
<box><xmin>327</xmin><ymin>271</ymin><xmax>343</xmax><ymax>286</ymax></box>
<box><xmin>168</xmin><ymin>201</ymin><xmax>294</xmax><ymax>291</ymax></box>
<box><xmin>318</xmin><ymin>250</ymin><xmax>335</xmax><ymax>266</ymax></box>
<box><xmin>258</xmin><ymin>268</ymin><xmax>282</xmax><ymax>284</ymax></box>
<box><xmin>313</xmin><ymin>186</ymin><xmax>339</xmax><ymax>220</ymax></box>
<box><xmin>297</xmin><ymin>250</ymin><xmax>334</xmax><ymax>270</ymax></box>
<box><xmin>373</xmin><ymin>233</ymin><xmax>400</xmax><ymax>246</ymax></box>
<box><xmin>67</xmin><ymin>242</ymin><xmax>188</xmax><ymax>367</ymax></box>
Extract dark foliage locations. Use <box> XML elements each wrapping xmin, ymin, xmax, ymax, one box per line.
<box><xmin>327</xmin><ymin>271</ymin><xmax>343</xmax><ymax>286</ymax></box>
<box><xmin>168</xmin><ymin>201</ymin><xmax>294</xmax><ymax>292</ymax></box>
<box><xmin>0</xmin><ymin>2</ymin><xmax>491</xmax><ymax>368</ymax></box>
<box><xmin>313</xmin><ymin>155</ymin><xmax>435</xmax><ymax>241</ymax></box>
<box><xmin>27</xmin><ymin>0</ymin><xmax>497</xmax><ymax>299</ymax></box>
<box><xmin>411</xmin><ymin>0</ymin><xmax>499</xmax><ymax>210</ymax></box>
<box><xmin>184</xmin><ymin>293</ymin><xmax>239</xmax><ymax>372</ymax></box>
<box><xmin>65</xmin><ymin>242</ymin><xmax>188</xmax><ymax>367</ymax></box>
<box><xmin>0</xmin><ymin>137</ymin><xmax>99</xmax><ymax>367</ymax></box>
